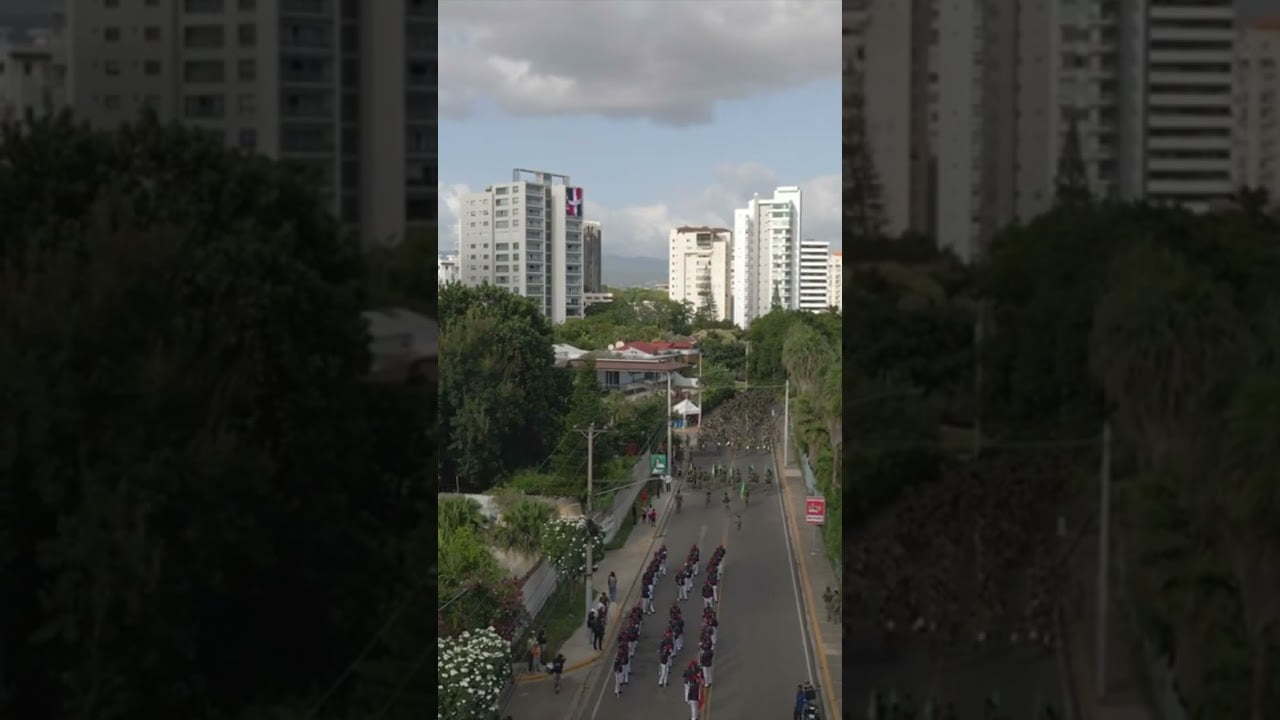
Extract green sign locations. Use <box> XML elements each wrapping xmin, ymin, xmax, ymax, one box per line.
<box><xmin>649</xmin><ymin>454</ymin><xmax>667</xmax><ymax>475</ymax></box>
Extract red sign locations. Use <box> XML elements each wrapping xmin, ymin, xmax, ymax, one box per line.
<box><xmin>805</xmin><ymin>496</ymin><xmax>826</xmax><ymax>525</ymax></box>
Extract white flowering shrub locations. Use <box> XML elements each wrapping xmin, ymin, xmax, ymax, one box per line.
<box><xmin>539</xmin><ymin>516</ymin><xmax>605</xmax><ymax>579</ymax></box>
<box><xmin>437</xmin><ymin>626</ymin><xmax>512</xmax><ymax>720</ymax></box>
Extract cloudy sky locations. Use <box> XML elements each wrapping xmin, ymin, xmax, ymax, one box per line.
<box><xmin>437</xmin><ymin>0</ymin><xmax>842</xmax><ymax>259</ymax></box>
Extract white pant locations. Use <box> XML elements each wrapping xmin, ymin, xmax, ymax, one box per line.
<box><xmin>704</xmin><ymin>597</ymin><xmax>713</xmax><ymax>609</ymax></box>
<box><xmin>712</xmin><ymin>586</ymin><xmax>719</xmax><ymax>603</ymax></box>
<box><xmin>711</xmin><ymin>628</ymin><xmax>717</xmax><ymax>648</ymax></box>
<box><xmin>624</xmin><ymin>660</ymin><xmax>630</xmax><ymax>682</ymax></box>
<box><xmin>702</xmin><ymin>664</ymin><xmax>713</xmax><ymax>686</ymax></box>
<box><xmin>659</xmin><ymin>661</ymin><xmax>670</xmax><ymax>685</ymax></box>
<box><xmin>615</xmin><ymin>671</ymin><xmax>624</xmax><ymax>695</ymax></box>
<box><xmin>688</xmin><ymin>698</ymin><xmax>699</xmax><ymax>719</ymax></box>
<box><xmin>630</xmin><ymin>641</ymin><xmax>637</xmax><ymax>657</ymax></box>
<box><xmin>645</xmin><ymin>596</ymin><xmax>654</xmax><ymax>613</ymax></box>
<box><xmin>675</xmin><ymin>634</ymin><xmax>683</xmax><ymax>652</ymax></box>
<box><xmin>660</xmin><ymin>561</ymin><xmax>667</xmax><ymax>575</ymax></box>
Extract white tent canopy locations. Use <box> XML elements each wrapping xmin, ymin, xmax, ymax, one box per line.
<box><xmin>672</xmin><ymin>398</ymin><xmax>701</xmax><ymax>416</ymax></box>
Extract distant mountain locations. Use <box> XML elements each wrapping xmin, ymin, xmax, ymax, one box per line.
<box><xmin>602</xmin><ymin>253</ymin><xmax>666</xmax><ymax>289</ymax></box>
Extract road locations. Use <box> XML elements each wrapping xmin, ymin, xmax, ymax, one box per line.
<box><xmin>579</xmin><ymin>446</ymin><xmax>819</xmax><ymax>720</ymax></box>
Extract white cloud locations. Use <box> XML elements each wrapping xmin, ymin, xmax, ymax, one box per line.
<box><xmin>437</xmin><ymin>164</ymin><xmax>841</xmax><ymax>259</ymax></box>
<box><xmin>439</xmin><ymin>0</ymin><xmax>841</xmax><ymax>126</ymax></box>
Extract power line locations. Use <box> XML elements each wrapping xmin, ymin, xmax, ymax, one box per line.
<box><xmin>305</xmin><ymin>573</ymin><xmax>433</xmax><ymax>719</ymax></box>
<box><xmin>371</xmin><ymin>642</ymin><xmax>434</xmax><ymax>719</ymax></box>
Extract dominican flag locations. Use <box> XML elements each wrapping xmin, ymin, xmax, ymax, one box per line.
<box><xmin>565</xmin><ymin>187</ymin><xmax>583</xmax><ymax>217</ymax></box>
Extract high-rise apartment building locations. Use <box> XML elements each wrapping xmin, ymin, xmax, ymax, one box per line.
<box><xmin>0</xmin><ymin>27</ymin><xmax>65</xmax><ymax>117</ymax></box>
<box><xmin>1121</xmin><ymin>0</ymin><xmax>1236</xmax><ymax>209</ymax></box>
<box><xmin>667</xmin><ymin>226</ymin><xmax>732</xmax><ymax>323</ymax></box>
<box><xmin>458</xmin><ymin>169</ymin><xmax>585</xmax><ymax>324</ymax></box>
<box><xmin>861</xmin><ymin>0</ymin><xmax>933</xmax><ymax>237</ymax></box>
<box><xmin>798</xmin><ymin>239</ymin><xmax>831</xmax><ymax>313</ymax></box>
<box><xmin>827</xmin><ymin>250</ymin><xmax>843</xmax><ymax>312</ymax></box>
<box><xmin>928</xmin><ymin>0</ymin><xmax>1237</xmax><ymax>262</ymax></box>
<box><xmin>1235</xmin><ymin>16</ymin><xmax>1280</xmax><ymax>201</ymax></box>
<box><xmin>583</xmin><ymin>220</ymin><xmax>602</xmax><ymax>293</ymax></box>
<box><xmin>732</xmin><ymin>186</ymin><xmax>802</xmax><ymax>328</ymax></box>
<box><xmin>58</xmin><ymin>0</ymin><xmax>435</xmax><ymax>246</ymax></box>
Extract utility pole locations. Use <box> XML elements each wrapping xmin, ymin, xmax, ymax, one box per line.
<box><xmin>1095</xmin><ymin>420</ymin><xmax>1113</xmax><ymax>697</ymax></box>
<box><xmin>576</xmin><ymin>423</ymin><xmax>607</xmax><ymax>621</ymax></box>
<box><xmin>973</xmin><ymin>301</ymin><xmax>984</xmax><ymax>458</ymax></box>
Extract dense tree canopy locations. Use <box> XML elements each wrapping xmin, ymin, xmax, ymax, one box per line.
<box><xmin>0</xmin><ymin>112</ymin><xmax>433</xmax><ymax>719</ymax></box>
<box><xmin>439</xmin><ymin>283</ymin><xmax>564</xmax><ymax>491</ymax></box>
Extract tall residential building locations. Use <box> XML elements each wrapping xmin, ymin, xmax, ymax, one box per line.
<box><xmin>58</xmin><ymin>0</ymin><xmax>435</xmax><ymax>246</ymax></box>
<box><xmin>583</xmin><ymin>220</ymin><xmax>602</xmax><ymax>293</ymax></box>
<box><xmin>458</xmin><ymin>169</ymin><xmax>585</xmax><ymax>324</ymax></box>
<box><xmin>827</xmin><ymin>250</ymin><xmax>843</xmax><ymax>312</ymax></box>
<box><xmin>667</xmin><ymin>226</ymin><xmax>732</xmax><ymax>322</ymax></box>
<box><xmin>798</xmin><ymin>239</ymin><xmax>831</xmax><ymax>313</ymax></box>
<box><xmin>1121</xmin><ymin>0</ymin><xmax>1237</xmax><ymax>209</ymax></box>
<box><xmin>932</xmin><ymin>0</ymin><xmax>1237</xmax><ymax>262</ymax></box>
<box><xmin>1235</xmin><ymin>16</ymin><xmax>1280</xmax><ymax>200</ymax></box>
<box><xmin>861</xmin><ymin>0</ymin><xmax>933</xmax><ymax>237</ymax></box>
<box><xmin>732</xmin><ymin>186</ymin><xmax>802</xmax><ymax>329</ymax></box>
<box><xmin>0</xmin><ymin>26</ymin><xmax>65</xmax><ymax>118</ymax></box>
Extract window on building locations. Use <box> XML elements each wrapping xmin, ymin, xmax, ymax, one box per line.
<box><xmin>238</xmin><ymin>58</ymin><xmax>256</xmax><ymax>81</ymax></box>
<box><xmin>103</xmin><ymin>94</ymin><xmax>121</xmax><ymax>109</ymax></box>
<box><xmin>184</xmin><ymin>0</ymin><xmax>225</xmax><ymax>12</ymax></box>
<box><xmin>144</xmin><ymin>26</ymin><xmax>161</xmax><ymax>41</ymax></box>
<box><xmin>238</xmin><ymin>24</ymin><xmax>256</xmax><ymax>46</ymax></box>
<box><xmin>184</xmin><ymin>94</ymin><xmax>225</xmax><ymax>119</ymax></box>
<box><xmin>184</xmin><ymin>59</ymin><xmax>225</xmax><ymax>83</ymax></box>
<box><xmin>183</xmin><ymin>25</ymin><xmax>225</xmax><ymax>48</ymax></box>
<box><xmin>104</xmin><ymin>60</ymin><xmax>120</xmax><ymax>76</ymax></box>
<box><xmin>239</xmin><ymin>0</ymin><xmax>256</xmax><ymax>9</ymax></box>
<box><xmin>105</xmin><ymin>0</ymin><xmax>119</xmax><ymax>7</ymax></box>
<box><xmin>237</xmin><ymin>93</ymin><xmax>256</xmax><ymax>115</ymax></box>
<box><xmin>104</xmin><ymin>27</ymin><xmax>121</xmax><ymax>42</ymax></box>
<box><xmin>239</xmin><ymin>128</ymin><xmax>257</xmax><ymax>150</ymax></box>
<box><xmin>144</xmin><ymin>60</ymin><xmax>162</xmax><ymax>76</ymax></box>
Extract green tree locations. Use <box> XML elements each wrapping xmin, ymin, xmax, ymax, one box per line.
<box><xmin>440</xmin><ymin>496</ymin><xmax>489</xmax><ymax>535</ymax></box>
<box><xmin>0</xmin><ymin>110</ymin><xmax>424</xmax><ymax>719</ymax></box>
<box><xmin>553</xmin><ymin>358</ymin><xmax>611</xmax><ymax>481</ymax></box>
<box><xmin>1054</xmin><ymin>109</ymin><xmax>1090</xmax><ymax>208</ymax></box>
<box><xmin>440</xmin><ymin>284</ymin><xmax>561</xmax><ymax>490</ymax></box>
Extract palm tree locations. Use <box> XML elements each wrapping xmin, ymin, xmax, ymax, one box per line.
<box><xmin>496</xmin><ymin>498</ymin><xmax>556</xmax><ymax>556</ymax></box>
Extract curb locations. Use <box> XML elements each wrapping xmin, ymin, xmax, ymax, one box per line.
<box><xmin>513</xmin><ymin>650</ymin><xmax>604</xmax><ymax>684</ymax></box>
<box><xmin>774</xmin><ymin>420</ymin><xmax>842</xmax><ymax>720</ymax></box>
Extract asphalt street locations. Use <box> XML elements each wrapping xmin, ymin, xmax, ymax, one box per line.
<box><xmin>579</xmin><ymin>447</ymin><xmax>820</xmax><ymax>720</ymax></box>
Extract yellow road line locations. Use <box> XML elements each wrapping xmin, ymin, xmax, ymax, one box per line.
<box><xmin>776</xmin><ymin>447</ymin><xmax>841</xmax><ymax>719</ymax></box>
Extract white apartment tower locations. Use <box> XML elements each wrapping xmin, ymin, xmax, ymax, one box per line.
<box><xmin>861</xmin><ymin>0</ymin><xmax>933</xmax><ymax>237</ymax></box>
<box><xmin>0</xmin><ymin>27</ymin><xmax>65</xmax><ymax>118</ymax></box>
<box><xmin>827</xmin><ymin>250</ymin><xmax>843</xmax><ymax>312</ymax></box>
<box><xmin>798</xmin><ymin>240</ymin><xmax>831</xmax><ymax>313</ymax></box>
<box><xmin>667</xmin><ymin>226</ymin><xmax>732</xmax><ymax>323</ymax></box>
<box><xmin>58</xmin><ymin>0</ymin><xmax>435</xmax><ymax>246</ymax></box>
<box><xmin>437</xmin><ymin>253</ymin><xmax>460</xmax><ymax>285</ymax></box>
<box><xmin>458</xmin><ymin>169</ymin><xmax>585</xmax><ymax>324</ymax></box>
<box><xmin>1235</xmin><ymin>16</ymin><xmax>1280</xmax><ymax>201</ymax></box>
<box><xmin>732</xmin><ymin>186</ymin><xmax>802</xmax><ymax>329</ymax></box>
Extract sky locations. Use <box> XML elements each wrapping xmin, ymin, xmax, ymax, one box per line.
<box><xmin>437</xmin><ymin>0</ymin><xmax>843</xmax><ymax>259</ymax></box>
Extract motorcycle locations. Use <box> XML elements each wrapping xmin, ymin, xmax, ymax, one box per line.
<box><xmin>801</xmin><ymin>681</ymin><xmax>820</xmax><ymax>719</ymax></box>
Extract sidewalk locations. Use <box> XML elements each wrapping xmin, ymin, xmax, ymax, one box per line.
<box><xmin>501</xmin><ymin>483</ymin><xmax>676</xmax><ymax>719</ymax></box>
<box><xmin>773</xmin><ymin>426</ymin><xmax>844</xmax><ymax>720</ymax></box>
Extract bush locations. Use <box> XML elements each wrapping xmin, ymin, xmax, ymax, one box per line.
<box><xmin>539</xmin><ymin>517</ymin><xmax>605</xmax><ymax>579</ymax></box>
<box><xmin>495</xmin><ymin>498</ymin><xmax>556</xmax><ymax>555</ymax></box>
<box><xmin>437</xmin><ymin>627</ymin><xmax>511</xmax><ymax>720</ymax></box>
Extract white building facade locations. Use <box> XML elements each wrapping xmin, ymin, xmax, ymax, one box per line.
<box><xmin>0</xmin><ymin>26</ymin><xmax>65</xmax><ymax>118</ymax></box>
<box><xmin>827</xmin><ymin>250</ymin><xmax>843</xmax><ymax>312</ymax></box>
<box><xmin>58</xmin><ymin>0</ymin><xmax>435</xmax><ymax>246</ymax></box>
<box><xmin>732</xmin><ymin>186</ymin><xmax>802</xmax><ymax>328</ymax></box>
<box><xmin>458</xmin><ymin>169</ymin><xmax>585</xmax><ymax>324</ymax></box>
<box><xmin>798</xmin><ymin>240</ymin><xmax>831</xmax><ymax>313</ymax></box>
<box><xmin>667</xmin><ymin>226</ymin><xmax>732</xmax><ymax>322</ymax></box>
<box><xmin>1235</xmin><ymin>17</ymin><xmax>1280</xmax><ymax>201</ymax></box>
<box><xmin>437</xmin><ymin>253</ymin><xmax>460</xmax><ymax>285</ymax></box>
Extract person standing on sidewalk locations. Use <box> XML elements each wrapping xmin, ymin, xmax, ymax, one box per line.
<box><xmin>823</xmin><ymin>587</ymin><xmax>834</xmax><ymax>622</ymax></box>
<box><xmin>536</xmin><ymin>627</ymin><xmax>547</xmax><ymax>659</ymax></box>
<box><xmin>528</xmin><ymin>635</ymin><xmax>541</xmax><ymax>672</ymax></box>
<box><xmin>608</xmin><ymin>571</ymin><xmax>618</xmax><ymax>603</ymax></box>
